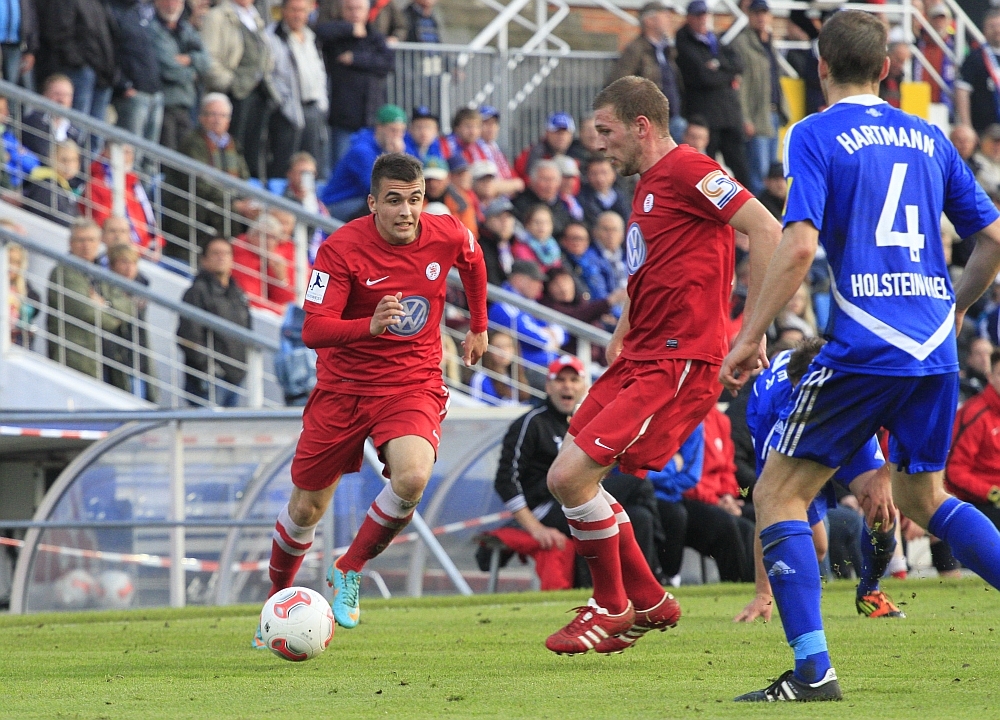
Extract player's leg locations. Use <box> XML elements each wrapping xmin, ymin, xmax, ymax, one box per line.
<box><xmin>849</xmin><ymin>466</ymin><xmax>902</xmax><ymax>617</ymax></box>
<box><xmin>268</xmin><ymin>483</ymin><xmax>339</xmax><ymax>597</ymax></box>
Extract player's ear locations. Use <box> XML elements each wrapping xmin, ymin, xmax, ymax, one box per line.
<box><xmin>367</xmin><ymin>194</ymin><xmax>376</xmax><ymax>215</ymax></box>
<box><xmin>878</xmin><ymin>56</ymin><xmax>890</xmax><ymax>82</ymax></box>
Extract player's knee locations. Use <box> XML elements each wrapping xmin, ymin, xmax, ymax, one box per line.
<box><xmin>391</xmin><ymin>470</ymin><xmax>429</xmax><ymax>503</ymax></box>
<box><xmin>546</xmin><ymin>463</ymin><xmax>573</xmax><ymax>501</ymax></box>
<box><xmin>288</xmin><ymin>495</ymin><xmax>326</xmax><ymax>527</ymax></box>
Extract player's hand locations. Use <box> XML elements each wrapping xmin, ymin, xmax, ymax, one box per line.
<box><xmin>461</xmin><ymin>330</ymin><xmax>488</xmax><ymax>367</ymax></box>
<box><xmin>851</xmin><ymin>468</ymin><xmax>896</xmax><ymax>532</ymax></box>
<box><xmin>370</xmin><ymin>292</ymin><xmax>405</xmax><ymax>336</ymax></box>
<box><xmin>719</xmin><ymin>335</ymin><xmax>768</xmax><ymax>396</ymax></box>
<box><xmin>734</xmin><ymin>593</ymin><xmax>773</xmax><ymax>623</ymax></box>
<box><xmin>955</xmin><ymin>309</ymin><xmax>966</xmax><ymax>335</ymax></box>
<box><xmin>531</xmin><ymin>526</ymin><xmax>567</xmax><ymax>551</ymax></box>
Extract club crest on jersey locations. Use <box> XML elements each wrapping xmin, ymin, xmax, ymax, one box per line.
<box><xmin>305</xmin><ymin>270</ymin><xmax>329</xmax><ymax>303</ymax></box>
<box><xmin>643</xmin><ymin>193</ymin><xmax>654</xmax><ymax>212</ymax></box>
<box><xmin>696</xmin><ymin>170</ymin><xmax>741</xmax><ymax>210</ymax></box>
<box><xmin>387</xmin><ymin>296</ymin><xmax>431</xmax><ymax>337</ymax></box>
<box><xmin>425</xmin><ymin>262</ymin><xmax>441</xmax><ymax>281</ymax></box>
<box><xmin>625</xmin><ymin>222</ymin><xmax>647</xmax><ymax>275</ymax></box>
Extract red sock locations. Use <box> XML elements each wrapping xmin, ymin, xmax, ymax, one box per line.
<box><xmin>564</xmin><ymin>493</ymin><xmax>629</xmax><ymax>614</ymax></box>
<box><xmin>268</xmin><ymin>507</ymin><xmax>316</xmax><ymax>597</ymax></box>
<box><xmin>603</xmin><ymin>488</ymin><xmax>665</xmax><ymax>610</ymax></box>
<box><xmin>338</xmin><ymin>485</ymin><xmax>415</xmax><ymax>573</ymax></box>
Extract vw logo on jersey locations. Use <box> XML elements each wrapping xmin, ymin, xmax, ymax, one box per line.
<box><xmin>425</xmin><ymin>262</ymin><xmax>441</xmax><ymax>281</ymax></box>
<box><xmin>625</xmin><ymin>222</ymin><xmax>647</xmax><ymax>275</ymax></box>
<box><xmin>387</xmin><ymin>296</ymin><xmax>431</xmax><ymax>337</ymax></box>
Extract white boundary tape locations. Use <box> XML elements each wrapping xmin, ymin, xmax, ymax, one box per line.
<box><xmin>0</xmin><ymin>426</ymin><xmax>109</xmax><ymax>440</ymax></box>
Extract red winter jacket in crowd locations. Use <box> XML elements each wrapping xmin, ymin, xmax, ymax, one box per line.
<box><xmin>946</xmin><ymin>383</ymin><xmax>1000</xmax><ymax>505</ymax></box>
<box><xmin>82</xmin><ymin>160</ymin><xmax>161</xmax><ymax>252</ymax></box>
<box><xmin>684</xmin><ymin>407</ymin><xmax>740</xmax><ymax>505</ymax></box>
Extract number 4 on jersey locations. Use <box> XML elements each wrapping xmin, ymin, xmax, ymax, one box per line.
<box><xmin>875</xmin><ymin>163</ymin><xmax>925</xmax><ymax>262</ymax></box>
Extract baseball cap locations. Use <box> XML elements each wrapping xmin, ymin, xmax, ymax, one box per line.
<box><xmin>376</xmin><ymin>104</ymin><xmax>407</xmax><ymax>125</ymax></box>
<box><xmin>766</xmin><ymin>162</ymin><xmax>784</xmax><ymax>180</ymax></box>
<box><xmin>928</xmin><ymin>3</ymin><xmax>951</xmax><ymax>18</ymax></box>
<box><xmin>423</xmin><ymin>201</ymin><xmax>451</xmax><ymax>215</ymax></box>
<box><xmin>640</xmin><ymin>0</ymin><xmax>677</xmax><ymax>15</ymax></box>
<box><xmin>547</xmin><ymin>354</ymin><xmax>585</xmax><ymax>379</ymax></box>
<box><xmin>553</xmin><ymin>154</ymin><xmax>580</xmax><ymax>177</ymax></box>
<box><xmin>510</xmin><ymin>259</ymin><xmax>545</xmax><ymax>282</ymax></box>
<box><xmin>412</xmin><ymin>105</ymin><xmax>439</xmax><ymax>122</ymax></box>
<box><xmin>484</xmin><ymin>197</ymin><xmax>515</xmax><ymax>219</ymax></box>
<box><xmin>547</xmin><ymin>112</ymin><xmax>576</xmax><ymax>134</ymax></box>
<box><xmin>472</xmin><ymin>160</ymin><xmax>499</xmax><ymax>180</ymax></box>
<box><xmin>748</xmin><ymin>0</ymin><xmax>769</xmax><ymax>12</ymax></box>
<box><xmin>687</xmin><ymin>0</ymin><xmax>708</xmax><ymax>15</ymax></box>
<box><xmin>447</xmin><ymin>154</ymin><xmax>470</xmax><ymax>173</ymax></box>
<box><xmin>480</xmin><ymin>104</ymin><xmax>500</xmax><ymax>120</ymax></box>
<box><xmin>423</xmin><ymin>156</ymin><xmax>449</xmax><ymax>180</ymax></box>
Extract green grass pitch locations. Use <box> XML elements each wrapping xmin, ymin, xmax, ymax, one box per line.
<box><xmin>2</xmin><ymin>578</ymin><xmax>1000</xmax><ymax>719</ymax></box>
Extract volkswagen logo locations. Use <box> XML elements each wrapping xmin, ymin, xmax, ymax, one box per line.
<box><xmin>387</xmin><ymin>296</ymin><xmax>431</xmax><ymax>337</ymax></box>
<box><xmin>625</xmin><ymin>223</ymin><xmax>647</xmax><ymax>275</ymax></box>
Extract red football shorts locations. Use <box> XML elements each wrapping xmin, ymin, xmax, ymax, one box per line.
<box><xmin>290</xmin><ymin>385</ymin><xmax>450</xmax><ymax>492</ymax></box>
<box><xmin>569</xmin><ymin>357</ymin><xmax>720</xmax><ymax>476</ymax></box>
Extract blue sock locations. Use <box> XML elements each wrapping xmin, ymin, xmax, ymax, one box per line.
<box><xmin>857</xmin><ymin>524</ymin><xmax>896</xmax><ymax>597</ymax></box>
<box><xmin>929</xmin><ymin>497</ymin><xmax>1000</xmax><ymax>588</ymax></box>
<box><xmin>760</xmin><ymin>520</ymin><xmax>831</xmax><ymax>684</ymax></box>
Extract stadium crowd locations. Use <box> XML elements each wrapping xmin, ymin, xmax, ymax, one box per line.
<box><xmin>6</xmin><ymin>0</ymin><xmax>1000</xmax><ymax>588</ymax></box>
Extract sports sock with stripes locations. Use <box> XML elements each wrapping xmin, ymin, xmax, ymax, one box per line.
<box><xmin>857</xmin><ymin>523</ymin><xmax>896</xmax><ymax>597</ymax></box>
<box><xmin>929</xmin><ymin>496</ymin><xmax>1000</xmax><ymax>588</ymax></box>
<box><xmin>601</xmin><ymin>487</ymin><xmax>665</xmax><ymax>610</ymax></box>
<box><xmin>564</xmin><ymin>492</ymin><xmax>629</xmax><ymax>614</ymax></box>
<box><xmin>338</xmin><ymin>485</ymin><xmax>417</xmax><ymax>573</ymax></box>
<box><xmin>760</xmin><ymin>520</ymin><xmax>832</xmax><ymax>684</ymax></box>
<box><xmin>268</xmin><ymin>506</ymin><xmax>318</xmax><ymax>597</ymax></box>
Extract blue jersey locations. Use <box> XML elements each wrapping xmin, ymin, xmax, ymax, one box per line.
<box><xmin>783</xmin><ymin>95</ymin><xmax>999</xmax><ymax>377</ymax></box>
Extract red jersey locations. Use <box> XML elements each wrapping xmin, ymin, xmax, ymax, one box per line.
<box><xmin>622</xmin><ymin>145</ymin><xmax>752</xmax><ymax>365</ymax></box>
<box><xmin>230</xmin><ymin>236</ymin><xmax>297</xmax><ymax>313</ymax></box>
<box><xmin>303</xmin><ymin>213</ymin><xmax>488</xmax><ymax>395</ymax></box>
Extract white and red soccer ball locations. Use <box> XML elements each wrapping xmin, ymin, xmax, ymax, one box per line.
<box><xmin>259</xmin><ymin>587</ymin><xmax>334</xmax><ymax>661</ymax></box>
<box><xmin>97</xmin><ymin>571</ymin><xmax>136</xmax><ymax>610</ymax></box>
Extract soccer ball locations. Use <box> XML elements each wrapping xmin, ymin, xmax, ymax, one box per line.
<box><xmin>97</xmin><ymin>571</ymin><xmax>136</xmax><ymax>610</ymax></box>
<box><xmin>54</xmin><ymin>569</ymin><xmax>97</xmax><ymax>608</ymax></box>
<box><xmin>259</xmin><ymin>587</ymin><xmax>334</xmax><ymax>661</ymax></box>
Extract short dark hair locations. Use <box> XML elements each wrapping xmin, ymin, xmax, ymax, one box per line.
<box><xmin>560</xmin><ymin>221</ymin><xmax>590</xmax><ymax>241</ymax></box>
<box><xmin>985</xmin><ymin>7</ymin><xmax>1000</xmax><ymax>25</ymax></box>
<box><xmin>991</xmin><ymin>347</ymin><xmax>1000</xmax><ymax>370</ymax></box>
<box><xmin>593</xmin><ymin>76</ymin><xmax>671</xmax><ymax>133</ymax></box>
<box><xmin>818</xmin><ymin>10</ymin><xmax>887</xmax><ymax>85</ymax></box>
<box><xmin>203</xmin><ymin>236</ymin><xmax>232</xmax><ymax>254</ymax></box>
<box><xmin>370</xmin><ymin>153</ymin><xmax>423</xmax><ymax>197</ymax></box>
<box><xmin>787</xmin><ymin>337</ymin><xmax>827</xmax><ymax>386</ymax></box>
<box><xmin>452</xmin><ymin>107</ymin><xmax>481</xmax><ymax>129</ymax></box>
<box><xmin>687</xmin><ymin>114</ymin><xmax>709</xmax><ymax>129</ymax></box>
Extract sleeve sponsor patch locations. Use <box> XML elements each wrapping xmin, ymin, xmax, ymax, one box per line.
<box><xmin>305</xmin><ymin>269</ymin><xmax>330</xmax><ymax>304</ymax></box>
<box><xmin>696</xmin><ymin>169</ymin><xmax>742</xmax><ymax>210</ymax></box>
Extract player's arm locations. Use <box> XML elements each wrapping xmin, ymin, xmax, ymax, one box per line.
<box><xmin>953</xmin><ymin>217</ymin><xmax>1000</xmax><ymax>331</ymax></box>
<box><xmin>734</xmin><ymin>533</ymin><xmax>773</xmax><ymax>623</ymax></box>
<box><xmin>727</xmin><ymin>199</ymin><xmax>783</xmax><ymax>339</ymax></box>
<box><xmin>454</xmin><ymin>227</ymin><xmax>490</xmax><ymax>366</ymax></box>
<box><xmin>606</xmin><ymin>296</ymin><xmax>630</xmax><ymax>365</ymax></box>
<box><xmin>721</xmin><ymin>220</ymin><xmax>819</xmax><ymax>393</ymax></box>
<box><xmin>954</xmin><ymin>85</ymin><xmax>971</xmax><ymax>128</ymax></box>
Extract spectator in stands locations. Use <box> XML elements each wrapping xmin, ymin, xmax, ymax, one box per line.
<box><xmin>975</xmin><ymin>124</ymin><xmax>1000</xmax><ymax>196</ymax></box>
<box><xmin>230</xmin><ymin>212</ymin><xmax>296</xmax><ymax>312</ymax></box>
<box><xmin>275</xmin><ymin>302</ymin><xmax>316</xmax><ymax>405</ymax></box>
<box><xmin>578</xmin><ymin>155</ymin><xmax>630</xmax><ymax>227</ymax></box>
<box><xmin>0</xmin><ymin>95</ymin><xmax>39</xmax><ymax>190</ymax></box>
<box><xmin>957</xmin><ymin>8</ymin><xmax>1000</xmax><ymax>132</ymax></box>
<box><xmin>110</xmin><ymin>0</ymin><xmax>165</xmax><ymax>150</ymax></box>
<box><xmin>478</xmin><ymin>196</ymin><xmax>517</xmax><ymax>286</ymax></box>
<box><xmin>491</xmin><ymin>355</ymin><xmax>662</xmax><ymax>589</ymax></box>
<box><xmin>607</xmin><ymin>0</ymin><xmax>686</xmax><ymax>142</ymax></box>
<box><xmin>81</xmin><ymin>143</ymin><xmax>161</xmax><ymax>261</ymax></box>
<box><xmin>98</xmin><ymin>216</ymin><xmax>142</xmax><ymax>273</ymax></box>
<box><xmin>21</xmin><ymin>74</ymin><xmax>82</xmax><ymax>164</ymax></box>
<box><xmin>512</xmin><ymin>159</ymin><xmax>572</xmax><ymax>240</ymax></box>
<box><xmin>682</xmin><ymin>113</ymin><xmax>710</xmax><ymax>153</ymax></box>
<box><xmin>675</xmin><ymin>0</ymin><xmax>751</xmax><ymax>188</ymax></box>
<box><xmin>542</xmin><ymin>266</ymin><xmax>624</xmax><ymax>345</ymax></box>
<box><xmin>161</xmin><ymin>93</ymin><xmax>257</xmax><ymax>262</ymax></box>
<box><xmin>756</xmin><ymin>161</ymin><xmax>786</xmax><ymax>220</ymax></box>
<box><xmin>961</xmin><ymin>336</ymin><xmax>992</xmax><ymax>400</ymax></box>
<box><xmin>731</xmin><ymin>0</ymin><xmax>789</xmax><ymax>196</ymax></box>
<box><xmin>488</xmin><ymin>259</ymin><xmax>566</xmax><ymax>380</ymax></box>
<box><xmin>320</xmin><ymin>102</ymin><xmax>406</xmax><ymax>221</ymax></box>
<box><xmin>471</xmin><ymin>160</ymin><xmax>500</xmax><ymax>211</ymax></box>
<box><xmin>784</xmin><ymin>19</ymin><xmax>823</xmax><ymax>115</ymax></box>
<box><xmin>553</xmin><ymin>154</ymin><xmax>585</xmax><ymax>222</ymax></box>
<box><xmin>421</xmin><ymin>155</ymin><xmax>471</xmax><ymax>226</ymax></box>
<box><xmin>774</xmin><ymin>281</ymin><xmax>817</xmax><ymax>339</ymax></box>
<box><xmin>469</xmin><ymin>330</ymin><xmax>528</xmax><ymax>406</ymax></box>
<box><xmin>151</xmin><ymin>0</ymin><xmax>210</xmax><ymax>152</ymax></box>
<box><xmin>7</xmin><ymin>240</ymin><xmax>40</xmax><ymax>348</ymax></box>
<box><xmin>478</xmin><ymin>105</ymin><xmax>524</xmax><ymax>196</ymax></box>
<box><xmin>404</xmin><ymin>0</ymin><xmax>442</xmax><ymax>43</ymax></box>
<box><xmin>879</xmin><ymin>42</ymin><xmax>911</xmax><ymax>109</ymax></box>
<box><xmin>513</xmin><ymin>111</ymin><xmax>589</xmax><ymax>182</ymax></box>
<box><xmin>283</xmin><ymin>151</ymin><xmax>332</xmax><ymax>263</ymax></box>
<box><xmin>951</xmin><ymin>124</ymin><xmax>980</xmax><ymax>173</ymax></box>
<box><xmin>315</xmin><ymin>0</ymin><xmax>395</xmax><ymax>170</ymax></box>
<box><xmin>103</xmin><ymin>243</ymin><xmax>158</xmax><ymax>402</ymax></box>
<box><xmin>46</xmin><ymin>219</ymin><xmax>123</xmax><ymax>380</ymax></box>
<box><xmin>946</xmin><ymin>348</ymin><xmax>1000</xmax><ymax>530</ymax></box>
<box><xmin>317</xmin><ymin>0</ymin><xmax>408</xmax><ymax>44</ymax></box>
<box><xmin>266</xmin><ymin>0</ymin><xmax>330</xmax><ymax>180</ymax></box>
<box><xmin>446</xmin><ymin>154</ymin><xmax>479</xmax><ymax>238</ymax></box>
<box><xmin>440</xmin><ymin>107</ymin><xmax>487</xmax><ymax>164</ymax></box>
<box><xmin>38</xmin><ymin>0</ymin><xmax>116</xmax><ymax>129</ymax></box>
<box><xmin>558</xmin><ymin>221</ymin><xmax>621</xmax><ymax>313</ymax></box>
<box><xmin>404</xmin><ymin>106</ymin><xmax>443</xmax><ymax>163</ymax></box>
<box><xmin>0</xmin><ymin>0</ymin><xmax>37</xmax><ymax>88</ymax></box>
<box><xmin>915</xmin><ymin>3</ymin><xmax>956</xmax><ymax>116</ymax></box>
<box><xmin>22</xmin><ymin>139</ymin><xmax>82</xmax><ymax>227</ymax></box>
<box><xmin>513</xmin><ymin>204</ymin><xmax>562</xmax><ymax>275</ymax></box>
<box><xmin>591</xmin><ymin>211</ymin><xmax>628</xmax><ymax>293</ymax></box>
<box><xmin>201</xmin><ymin>0</ymin><xmax>276</xmax><ymax>179</ymax></box>
<box><xmin>177</xmin><ymin>236</ymin><xmax>252</xmax><ymax>407</ymax></box>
